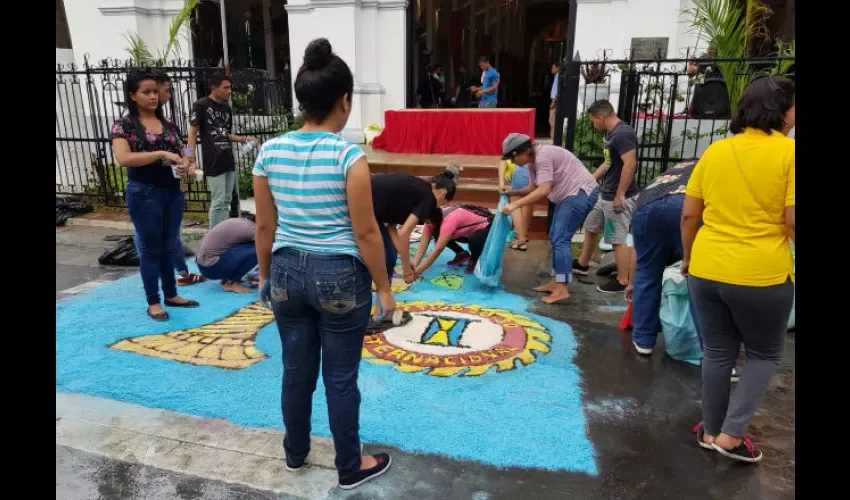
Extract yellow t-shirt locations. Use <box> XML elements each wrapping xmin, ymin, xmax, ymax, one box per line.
<box><xmin>685</xmin><ymin>129</ymin><xmax>795</xmax><ymax>287</ymax></box>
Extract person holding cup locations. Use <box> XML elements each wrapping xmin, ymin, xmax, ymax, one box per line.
<box><xmin>111</xmin><ymin>69</ymin><xmax>200</xmax><ymax>321</ymax></box>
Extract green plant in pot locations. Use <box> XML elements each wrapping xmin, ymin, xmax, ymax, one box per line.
<box><xmin>581</xmin><ymin>62</ymin><xmax>611</xmax><ymax>109</ymax></box>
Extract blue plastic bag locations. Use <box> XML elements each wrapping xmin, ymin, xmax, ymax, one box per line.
<box><xmin>474</xmin><ymin>195</ymin><xmax>513</xmax><ymax>287</ymax></box>
<box><xmin>787</xmin><ymin>244</ymin><xmax>795</xmax><ymax>330</ymax></box>
<box><xmin>660</xmin><ymin>266</ymin><xmax>702</xmax><ymax>366</ymax></box>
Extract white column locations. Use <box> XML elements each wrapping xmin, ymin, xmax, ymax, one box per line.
<box><xmin>262</xmin><ymin>0</ymin><xmax>275</xmax><ymax>74</ymax></box>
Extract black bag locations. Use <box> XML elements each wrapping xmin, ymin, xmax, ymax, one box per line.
<box><xmin>98</xmin><ymin>236</ymin><xmax>140</xmax><ymax>266</ymax></box>
<box><xmin>56</xmin><ymin>196</ymin><xmax>93</xmax><ymax>226</ymax></box>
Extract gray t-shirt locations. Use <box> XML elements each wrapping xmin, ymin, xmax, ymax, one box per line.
<box><xmin>197</xmin><ymin>218</ymin><xmax>256</xmax><ymax>267</ymax></box>
<box><xmin>601</xmin><ymin>121</ymin><xmax>639</xmax><ymax>201</ymax></box>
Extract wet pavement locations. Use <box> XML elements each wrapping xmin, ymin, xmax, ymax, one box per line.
<box><xmin>56</xmin><ymin>226</ymin><xmax>795</xmax><ymax>500</ymax></box>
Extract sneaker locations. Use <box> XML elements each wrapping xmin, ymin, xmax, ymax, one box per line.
<box><xmin>632</xmin><ymin>341</ymin><xmax>653</xmax><ymax>356</ymax></box>
<box><xmin>597</xmin><ymin>278</ymin><xmax>627</xmax><ymax>293</ymax></box>
<box><xmin>692</xmin><ymin>422</ymin><xmax>714</xmax><ymax>450</ymax></box>
<box><xmin>366</xmin><ymin>311</ymin><xmax>413</xmax><ymax>334</ymax></box>
<box><xmin>447</xmin><ymin>251</ymin><xmax>471</xmax><ymax>267</ymax></box>
<box><xmin>338</xmin><ymin>453</ymin><xmax>392</xmax><ymax>490</ymax></box>
<box><xmin>711</xmin><ymin>437</ymin><xmax>763</xmax><ymax>463</ymax></box>
<box><xmin>285</xmin><ymin>459</ymin><xmax>306</xmax><ymax>472</ymax></box>
<box><xmin>572</xmin><ymin>259</ymin><xmax>590</xmax><ymax>276</ymax></box>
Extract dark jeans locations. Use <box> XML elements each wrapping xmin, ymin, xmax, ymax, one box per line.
<box><xmin>445</xmin><ymin>225</ymin><xmax>491</xmax><ymax>264</ymax></box>
<box><xmin>550</xmin><ymin>188</ymin><xmax>598</xmax><ymax>283</ymax></box>
<box><xmin>196</xmin><ymin>243</ymin><xmax>258</xmax><ymax>281</ymax></box>
<box><xmin>135</xmin><ymin>231</ymin><xmax>188</xmax><ymax>275</ymax></box>
<box><xmin>631</xmin><ymin>195</ymin><xmax>703</xmax><ymax>349</ymax></box>
<box><xmin>269</xmin><ymin>248</ymin><xmax>372</xmax><ymax>479</ymax></box>
<box><xmin>379</xmin><ymin>224</ymin><xmax>397</xmax><ymax>282</ymax></box>
<box><xmin>689</xmin><ymin>275</ymin><xmax>793</xmax><ymax>437</ymax></box>
<box><xmin>125</xmin><ymin>181</ymin><xmax>185</xmax><ymax>305</ymax></box>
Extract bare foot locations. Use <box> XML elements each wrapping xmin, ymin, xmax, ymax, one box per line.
<box><xmin>533</xmin><ymin>281</ymin><xmax>558</xmax><ymax>293</ymax></box>
<box><xmin>714</xmin><ymin>433</ymin><xmax>742</xmax><ymax>450</ymax></box>
<box><xmin>541</xmin><ymin>284</ymin><xmax>570</xmax><ymax>304</ymax></box>
<box><xmin>702</xmin><ymin>433</ymin><xmax>717</xmax><ymax>446</ymax></box>
<box><xmin>360</xmin><ymin>454</ymin><xmax>378</xmax><ymax>470</ymax></box>
<box><xmin>222</xmin><ymin>281</ymin><xmax>252</xmax><ymax>294</ymax></box>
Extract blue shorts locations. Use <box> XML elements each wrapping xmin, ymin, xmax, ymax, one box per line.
<box><xmin>511</xmin><ymin>165</ymin><xmax>530</xmax><ymax>191</ymax></box>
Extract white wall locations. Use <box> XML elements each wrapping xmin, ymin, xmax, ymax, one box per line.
<box><xmin>285</xmin><ymin>0</ymin><xmax>408</xmax><ymax>143</ymax></box>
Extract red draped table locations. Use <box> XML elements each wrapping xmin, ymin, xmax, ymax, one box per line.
<box><xmin>371</xmin><ymin>108</ymin><xmax>536</xmax><ymax>156</ymax></box>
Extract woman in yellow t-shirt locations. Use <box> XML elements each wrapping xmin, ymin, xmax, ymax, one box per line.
<box><xmin>682</xmin><ymin>77</ymin><xmax>795</xmax><ymax>464</ymax></box>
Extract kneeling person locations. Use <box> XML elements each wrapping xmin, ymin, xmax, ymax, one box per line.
<box><xmin>196</xmin><ymin>217</ymin><xmax>258</xmax><ymax>293</ymax></box>
<box><xmin>501</xmin><ymin>134</ymin><xmax>599</xmax><ymax>304</ymax></box>
<box><xmin>413</xmin><ymin>205</ymin><xmax>492</xmax><ymax>276</ymax></box>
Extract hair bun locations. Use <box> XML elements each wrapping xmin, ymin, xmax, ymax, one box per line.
<box><xmin>303</xmin><ymin>38</ymin><xmax>333</xmax><ymax>70</ymax></box>
<box><xmin>444</xmin><ymin>163</ymin><xmax>462</xmax><ymax>180</ymax></box>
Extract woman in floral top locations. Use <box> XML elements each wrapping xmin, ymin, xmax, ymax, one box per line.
<box><xmin>111</xmin><ymin>69</ymin><xmax>199</xmax><ymax>320</ymax></box>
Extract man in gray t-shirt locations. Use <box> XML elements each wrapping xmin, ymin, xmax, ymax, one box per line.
<box><xmin>575</xmin><ymin>99</ymin><xmax>639</xmax><ymax>294</ymax></box>
<box><xmin>196</xmin><ymin>217</ymin><xmax>257</xmax><ymax>293</ymax></box>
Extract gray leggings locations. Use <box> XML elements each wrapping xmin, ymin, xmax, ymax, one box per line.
<box><xmin>688</xmin><ymin>276</ymin><xmax>793</xmax><ymax>438</ymax></box>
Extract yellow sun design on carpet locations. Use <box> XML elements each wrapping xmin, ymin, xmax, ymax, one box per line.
<box><xmin>109</xmin><ymin>303</ymin><xmax>274</xmax><ymax>369</ymax></box>
<box><xmin>362</xmin><ymin>301</ymin><xmax>551</xmax><ymax>377</ymax></box>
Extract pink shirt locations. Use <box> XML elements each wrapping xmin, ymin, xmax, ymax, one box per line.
<box><xmin>528</xmin><ymin>145</ymin><xmax>598</xmax><ymax>204</ymax></box>
<box><xmin>423</xmin><ymin>207</ymin><xmax>489</xmax><ymax>240</ymax></box>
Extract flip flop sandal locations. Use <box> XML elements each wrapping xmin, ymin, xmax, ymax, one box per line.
<box><xmin>177</xmin><ymin>273</ymin><xmax>207</xmax><ymax>286</ymax></box>
<box><xmin>511</xmin><ymin>240</ymin><xmax>529</xmax><ymax>251</ymax></box>
<box><xmin>147</xmin><ymin>308</ymin><xmax>169</xmax><ymax>321</ymax></box>
<box><xmin>164</xmin><ymin>299</ymin><xmax>200</xmax><ymax>308</ymax></box>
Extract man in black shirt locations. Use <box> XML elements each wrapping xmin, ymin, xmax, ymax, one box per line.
<box><xmin>574</xmin><ymin>99</ymin><xmax>639</xmax><ymax>293</ymax></box>
<box><xmin>188</xmin><ymin>74</ymin><xmax>256</xmax><ymax>228</ymax></box>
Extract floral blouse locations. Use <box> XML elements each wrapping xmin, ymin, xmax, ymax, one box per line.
<box><xmin>111</xmin><ymin>115</ymin><xmax>185</xmax><ymax>189</ymax></box>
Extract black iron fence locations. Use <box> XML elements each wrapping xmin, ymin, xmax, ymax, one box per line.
<box><xmin>56</xmin><ymin>57</ymin><xmax>294</xmax><ymax>211</ymax></box>
<box><xmin>554</xmin><ymin>54</ymin><xmax>795</xmax><ymax>187</ymax></box>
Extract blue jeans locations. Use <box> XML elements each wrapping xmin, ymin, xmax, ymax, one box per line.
<box><xmin>478</xmin><ymin>100</ymin><xmax>497</xmax><ymax>108</ymax></box>
<box><xmin>631</xmin><ymin>195</ymin><xmax>702</xmax><ymax>349</ymax></box>
<box><xmin>550</xmin><ymin>188</ymin><xmax>598</xmax><ymax>283</ymax></box>
<box><xmin>125</xmin><ymin>181</ymin><xmax>185</xmax><ymax>305</ymax></box>
<box><xmin>135</xmin><ymin>231</ymin><xmax>188</xmax><ymax>275</ymax></box>
<box><xmin>269</xmin><ymin>248</ymin><xmax>372</xmax><ymax>479</ymax></box>
<box><xmin>379</xmin><ymin>224</ymin><xmax>397</xmax><ymax>282</ymax></box>
<box><xmin>196</xmin><ymin>243</ymin><xmax>257</xmax><ymax>281</ymax></box>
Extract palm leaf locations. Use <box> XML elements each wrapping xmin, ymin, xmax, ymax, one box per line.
<box><xmin>162</xmin><ymin>0</ymin><xmax>213</xmax><ymax>61</ymax></box>
<box><xmin>123</xmin><ymin>32</ymin><xmax>153</xmax><ymax>66</ymax></box>
<box><xmin>684</xmin><ymin>0</ymin><xmax>772</xmax><ymax>113</ymax></box>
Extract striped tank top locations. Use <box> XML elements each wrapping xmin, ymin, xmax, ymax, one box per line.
<box><xmin>252</xmin><ymin>131</ymin><xmax>365</xmax><ymax>259</ymax></box>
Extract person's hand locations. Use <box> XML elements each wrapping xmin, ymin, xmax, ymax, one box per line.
<box><xmin>624</xmin><ymin>282</ymin><xmax>634</xmax><ymax>302</ymax></box>
<box><xmin>246</xmin><ymin>136</ymin><xmax>259</xmax><ymax>147</ymax></box>
<box><xmin>613</xmin><ymin>193</ymin><xmax>626</xmax><ymax>213</ymax></box>
<box><xmin>470</xmin><ymin>86</ymin><xmax>480</xmax><ymax>92</ymax></box>
<box><xmin>159</xmin><ymin>151</ymin><xmax>183</xmax><ymax>165</ymax></box>
<box><xmin>188</xmin><ymin>163</ymin><xmax>197</xmax><ymax>177</ymax></box>
<box><xmin>259</xmin><ymin>279</ymin><xmax>272</xmax><ymax>308</ymax></box>
<box><xmin>374</xmin><ymin>289</ymin><xmax>397</xmax><ymax>321</ymax></box>
<box><xmin>680</xmin><ymin>259</ymin><xmax>690</xmax><ymax>277</ymax></box>
<box><xmin>174</xmin><ymin>161</ymin><xmax>189</xmax><ymax>176</ymax></box>
<box><xmin>501</xmin><ymin>203</ymin><xmax>515</xmax><ymax>215</ymax></box>
<box><xmin>475</xmin><ymin>91</ymin><xmax>483</xmax><ymax>98</ymax></box>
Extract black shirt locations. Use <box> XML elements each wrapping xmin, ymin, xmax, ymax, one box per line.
<box><xmin>110</xmin><ymin>116</ymin><xmax>184</xmax><ymax>189</ymax></box>
<box><xmin>190</xmin><ymin>97</ymin><xmax>235</xmax><ymax>177</ymax></box>
<box><xmin>601</xmin><ymin>121</ymin><xmax>639</xmax><ymax>201</ymax></box>
<box><xmin>635</xmin><ymin>161</ymin><xmax>696</xmax><ymax>211</ymax></box>
<box><xmin>371</xmin><ymin>173</ymin><xmax>437</xmax><ymax>225</ymax></box>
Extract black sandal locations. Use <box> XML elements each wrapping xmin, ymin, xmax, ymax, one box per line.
<box><xmin>147</xmin><ymin>307</ymin><xmax>169</xmax><ymax>321</ymax></box>
<box><xmin>164</xmin><ymin>298</ymin><xmax>200</xmax><ymax>308</ymax></box>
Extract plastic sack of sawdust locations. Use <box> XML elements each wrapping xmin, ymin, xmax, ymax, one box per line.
<box><xmin>787</xmin><ymin>243</ymin><xmax>795</xmax><ymax>330</ymax></box>
<box><xmin>660</xmin><ymin>264</ymin><xmax>702</xmax><ymax>366</ymax></box>
<box><xmin>364</xmin><ymin>124</ymin><xmax>383</xmax><ymax>145</ymax></box>
<box><xmin>474</xmin><ymin>194</ymin><xmax>513</xmax><ymax>287</ymax></box>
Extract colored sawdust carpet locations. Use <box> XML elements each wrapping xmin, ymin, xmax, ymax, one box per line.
<box><xmin>56</xmin><ymin>244</ymin><xmax>597</xmax><ymax>474</ymax></box>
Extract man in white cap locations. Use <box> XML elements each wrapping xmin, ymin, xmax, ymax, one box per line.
<box><xmin>501</xmin><ymin>133</ymin><xmax>599</xmax><ymax>304</ymax></box>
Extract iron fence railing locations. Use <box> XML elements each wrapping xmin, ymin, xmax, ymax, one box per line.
<box><xmin>56</xmin><ymin>56</ymin><xmax>293</xmax><ymax>211</ymax></box>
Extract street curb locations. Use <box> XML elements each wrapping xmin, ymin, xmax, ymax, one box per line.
<box><xmin>66</xmin><ymin>217</ymin><xmax>208</xmax><ymax>235</ymax></box>
<box><xmin>56</xmin><ymin>393</ymin><xmax>341</xmax><ymax>495</ymax></box>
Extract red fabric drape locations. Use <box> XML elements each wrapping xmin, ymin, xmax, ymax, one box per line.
<box><xmin>372</xmin><ymin>109</ymin><xmax>536</xmax><ymax>155</ymax></box>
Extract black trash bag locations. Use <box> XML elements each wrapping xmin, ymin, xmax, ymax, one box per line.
<box><xmin>56</xmin><ymin>196</ymin><xmax>93</xmax><ymax>226</ymax></box>
<box><xmin>98</xmin><ymin>236</ymin><xmax>140</xmax><ymax>267</ymax></box>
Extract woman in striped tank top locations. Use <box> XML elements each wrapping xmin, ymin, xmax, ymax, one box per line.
<box><xmin>253</xmin><ymin>38</ymin><xmax>395</xmax><ymax>490</ymax></box>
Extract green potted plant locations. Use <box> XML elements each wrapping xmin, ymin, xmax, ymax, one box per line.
<box><xmin>581</xmin><ymin>62</ymin><xmax>611</xmax><ymax>109</ymax></box>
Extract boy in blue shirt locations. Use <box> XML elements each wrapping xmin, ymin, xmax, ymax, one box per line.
<box><xmin>472</xmin><ymin>56</ymin><xmax>500</xmax><ymax>108</ymax></box>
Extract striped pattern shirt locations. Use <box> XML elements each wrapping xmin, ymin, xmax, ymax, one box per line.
<box><xmin>252</xmin><ymin>131</ymin><xmax>364</xmax><ymax>258</ymax></box>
